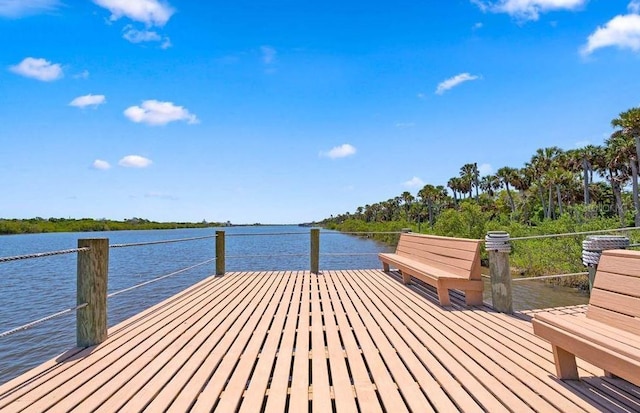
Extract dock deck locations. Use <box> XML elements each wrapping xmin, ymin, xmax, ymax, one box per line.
<box><xmin>1</xmin><ymin>269</ymin><xmax>639</xmax><ymax>412</ymax></box>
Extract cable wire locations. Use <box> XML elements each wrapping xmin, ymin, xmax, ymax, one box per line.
<box><xmin>0</xmin><ymin>303</ymin><xmax>88</xmax><ymax>338</ymax></box>
<box><xmin>107</xmin><ymin>257</ymin><xmax>216</xmax><ymax>299</ymax></box>
<box><xmin>0</xmin><ymin>247</ymin><xmax>90</xmax><ymax>264</ymax></box>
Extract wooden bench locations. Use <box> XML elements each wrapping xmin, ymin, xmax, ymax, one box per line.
<box><xmin>532</xmin><ymin>249</ymin><xmax>640</xmax><ymax>386</ymax></box>
<box><xmin>378</xmin><ymin>233</ymin><xmax>484</xmax><ymax>306</ymax></box>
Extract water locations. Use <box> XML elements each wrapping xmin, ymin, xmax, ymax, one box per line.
<box><xmin>0</xmin><ymin>226</ymin><xmax>588</xmax><ymax>385</ymax></box>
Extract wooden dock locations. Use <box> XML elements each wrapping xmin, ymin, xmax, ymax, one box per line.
<box><xmin>1</xmin><ymin>269</ymin><xmax>639</xmax><ymax>412</ymax></box>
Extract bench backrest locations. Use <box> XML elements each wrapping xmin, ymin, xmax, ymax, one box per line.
<box><xmin>395</xmin><ymin>233</ymin><xmax>482</xmax><ymax>280</ymax></box>
<box><xmin>588</xmin><ymin>249</ymin><xmax>640</xmax><ymax>335</ymax></box>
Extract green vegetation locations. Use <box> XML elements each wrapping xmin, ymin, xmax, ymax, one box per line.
<box><xmin>0</xmin><ymin>217</ymin><xmax>223</xmax><ymax>235</ymax></box>
<box><xmin>322</xmin><ymin>107</ymin><xmax>640</xmax><ymax>290</ymax></box>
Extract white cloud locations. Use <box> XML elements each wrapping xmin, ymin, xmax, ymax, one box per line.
<box><xmin>124</xmin><ymin>100</ymin><xmax>199</xmax><ymax>126</ymax></box>
<box><xmin>471</xmin><ymin>0</ymin><xmax>586</xmax><ymax>21</ymax></box>
<box><xmin>73</xmin><ymin>70</ymin><xmax>90</xmax><ymax>79</ymax></box>
<box><xmin>261</xmin><ymin>46</ymin><xmax>277</xmax><ymax>64</ymax></box>
<box><xmin>93</xmin><ymin>0</ymin><xmax>174</xmax><ymax>26</ymax></box>
<box><xmin>478</xmin><ymin>163</ymin><xmax>494</xmax><ymax>176</ymax></box>
<box><xmin>320</xmin><ymin>144</ymin><xmax>357</xmax><ymax>159</ymax></box>
<box><xmin>435</xmin><ymin>73</ymin><xmax>480</xmax><ymax>95</ymax></box>
<box><xmin>403</xmin><ymin>176</ymin><xmax>424</xmax><ymax>188</ymax></box>
<box><xmin>70</xmin><ymin>94</ymin><xmax>106</xmax><ymax>108</ymax></box>
<box><xmin>473</xmin><ymin>22</ymin><xmax>484</xmax><ymax>30</ymax></box>
<box><xmin>123</xmin><ymin>26</ymin><xmax>160</xmax><ymax>42</ymax></box>
<box><xmin>630</xmin><ymin>0</ymin><xmax>640</xmax><ymax>14</ymax></box>
<box><xmin>122</xmin><ymin>25</ymin><xmax>172</xmax><ymax>48</ymax></box>
<box><xmin>92</xmin><ymin>159</ymin><xmax>111</xmax><ymax>170</ymax></box>
<box><xmin>9</xmin><ymin>57</ymin><xmax>63</xmax><ymax>81</ymax></box>
<box><xmin>0</xmin><ymin>0</ymin><xmax>60</xmax><ymax>18</ymax></box>
<box><xmin>119</xmin><ymin>155</ymin><xmax>152</xmax><ymax>168</ymax></box>
<box><xmin>581</xmin><ymin>13</ymin><xmax>640</xmax><ymax>55</ymax></box>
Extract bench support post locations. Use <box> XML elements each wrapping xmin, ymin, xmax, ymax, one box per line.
<box><xmin>552</xmin><ymin>345</ymin><xmax>579</xmax><ymax>380</ymax></box>
<box><xmin>486</xmin><ymin>232</ymin><xmax>512</xmax><ymax>314</ymax></box>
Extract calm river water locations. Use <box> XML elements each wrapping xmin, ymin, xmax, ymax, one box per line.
<box><xmin>0</xmin><ymin>226</ymin><xmax>588</xmax><ymax>385</ymax></box>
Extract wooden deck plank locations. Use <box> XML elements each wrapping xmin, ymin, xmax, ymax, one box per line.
<box><xmin>347</xmin><ymin>270</ymin><xmax>486</xmax><ymax>413</ymax></box>
<box><xmin>316</xmin><ymin>273</ymin><xmax>359</xmax><ymax>413</ymax></box>
<box><xmin>338</xmin><ymin>269</ymin><xmax>460</xmax><ymax>412</ymax></box>
<box><xmin>56</xmin><ymin>273</ymin><xmax>256</xmax><ymax>412</ymax></box>
<box><xmin>288</xmin><ymin>271</ymin><xmax>311</xmax><ymax>412</ymax></box>
<box><xmin>2</xmin><ymin>269</ymin><xmax>640</xmax><ymax>413</ymax></box>
<box><xmin>186</xmin><ymin>270</ymin><xmax>289</xmax><ymax>411</ymax></box>
<box><xmin>335</xmin><ymin>271</ymin><xmax>416</xmax><ymax>411</ymax></box>
<box><xmin>322</xmin><ymin>271</ymin><xmax>382</xmax><ymax>413</ymax></box>
<box><xmin>11</xmin><ymin>273</ymin><xmax>244</xmax><ymax>413</ymax></box>
<box><xmin>240</xmin><ymin>271</ymin><xmax>299</xmax><ymax>412</ymax></box>
<box><xmin>378</xmin><ymin>271</ymin><xmax>630</xmax><ymax>413</ymax></box>
<box><xmin>117</xmin><ymin>272</ymin><xmax>270</xmax><ymax>411</ymax></box>
<box><xmin>360</xmin><ymin>270</ymin><xmax>539</xmax><ymax>412</ymax></box>
<box><xmin>0</xmin><ymin>273</ymin><xmax>238</xmax><ymax>411</ymax></box>
<box><xmin>460</xmin><ymin>309</ymin><xmax>608</xmax><ymax>413</ymax></box>
<box><xmin>362</xmin><ymin>270</ymin><xmax>517</xmax><ymax>413</ymax></box>
<box><xmin>215</xmin><ymin>271</ymin><xmax>295</xmax><ymax>412</ymax></box>
<box><xmin>261</xmin><ymin>271</ymin><xmax>304</xmax><ymax>413</ymax></box>
<box><xmin>309</xmin><ymin>273</ymin><xmax>332</xmax><ymax>412</ymax></box>
<box><xmin>143</xmin><ymin>271</ymin><xmax>275</xmax><ymax>412</ymax></box>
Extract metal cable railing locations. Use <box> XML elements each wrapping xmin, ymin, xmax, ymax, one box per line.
<box><xmin>227</xmin><ymin>232</ymin><xmax>308</xmax><ymax>237</ymax></box>
<box><xmin>0</xmin><ymin>234</ymin><xmax>221</xmax><ymax>339</ymax></box>
<box><xmin>510</xmin><ymin>272</ymin><xmax>589</xmax><ymax>282</ymax></box>
<box><xmin>509</xmin><ymin>226</ymin><xmax>640</xmax><ymax>241</ymax></box>
<box><xmin>0</xmin><ymin>303</ymin><xmax>88</xmax><ymax>338</ymax></box>
<box><xmin>0</xmin><ymin>257</ymin><xmax>217</xmax><ymax>338</ymax></box>
<box><xmin>110</xmin><ymin>234</ymin><xmax>217</xmax><ymax>248</ymax></box>
<box><xmin>0</xmin><ymin>247</ymin><xmax>89</xmax><ymax>263</ymax></box>
<box><xmin>107</xmin><ymin>257</ymin><xmax>216</xmax><ymax>299</ymax></box>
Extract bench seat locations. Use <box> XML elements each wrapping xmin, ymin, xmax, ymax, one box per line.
<box><xmin>532</xmin><ymin>249</ymin><xmax>640</xmax><ymax>386</ymax></box>
<box><xmin>379</xmin><ymin>233</ymin><xmax>483</xmax><ymax>306</ymax></box>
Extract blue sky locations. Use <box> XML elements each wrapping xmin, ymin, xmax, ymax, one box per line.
<box><xmin>1</xmin><ymin>0</ymin><xmax>640</xmax><ymax>224</ymax></box>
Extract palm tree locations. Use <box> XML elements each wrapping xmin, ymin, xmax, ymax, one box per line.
<box><xmin>447</xmin><ymin>177</ymin><xmax>463</xmax><ymax>204</ymax></box>
<box><xmin>612</xmin><ymin>108</ymin><xmax>640</xmax><ymax>226</ymax></box>
<box><xmin>418</xmin><ymin>184</ymin><xmax>439</xmax><ymax>228</ymax></box>
<box><xmin>496</xmin><ymin>166</ymin><xmax>518</xmax><ymax>215</ymax></box>
<box><xmin>460</xmin><ymin>163</ymin><xmax>477</xmax><ymax>199</ymax></box>
<box><xmin>400</xmin><ymin>191</ymin><xmax>414</xmax><ymax>220</ymax></box>
<box><xmin>479</xmin><ymin>175</ymin><xmax>501</xmax><ymax>197</ymax></box>
<box><xmin>529</xmin><ymin>147</ymin><xmax>563</xmax><ymax>219</ymax></box>
<box><xmin>597</xmin><ymin>135</ymin><xmax>631</xmax><ymax>224</ymax></box>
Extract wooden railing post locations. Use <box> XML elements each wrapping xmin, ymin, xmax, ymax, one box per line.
<box><xmin>310</xmin><ymin>228</ymin><xmax>320</xmax><ymax>274</ymax></box>
<box><xmin>77</xmin><ymin>238</ymin><xmax>109</xmax><ymax>347</ymax></box>
<box><xmin>216</xmin><ymin>230</ymin><xmax>225</xmax><ymax>276</ymax></box>
<box><xmin>485</xmin><ymin>231</ymin><xmax>513</xmax><ymax>314</ymax></box>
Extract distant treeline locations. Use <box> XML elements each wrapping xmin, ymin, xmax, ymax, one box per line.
<box><xmin>0</xmin><ymin>217</ymin><xmax>224</xmax><ymax>235</ymax></box>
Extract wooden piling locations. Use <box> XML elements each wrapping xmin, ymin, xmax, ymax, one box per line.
<box><xmin>486</xmin><ymin>231</ymin><xmax>513</xmax><ymax>314</ymax></box>
<box><xmin>77</xmin><ymin>238</ymin><xmax>109</xmax><ymax>348</ymax></box>
<box><xmin>488</xmin><ymin>250</ymin><xmax>513</xmax><ymax>313</ymax></box>
<box><xmin>216</xmin><ymin>231</ymin><xmax>225</xmax><ymax>276</ymax></box>
<box><xmin>310</xmin><ymin>228</ymin><xmax>320</xmax><ymax>274</ymax></box>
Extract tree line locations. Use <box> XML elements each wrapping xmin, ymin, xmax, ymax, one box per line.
<box><xmin>0</xmin><ymin>217</ymin><xmax>223</xmax><ymax>235</ymax></box>
<box><xmin>323</xmin><ymin>107</ymin><xmax>640</xmax><ymax>230</ymax></box>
